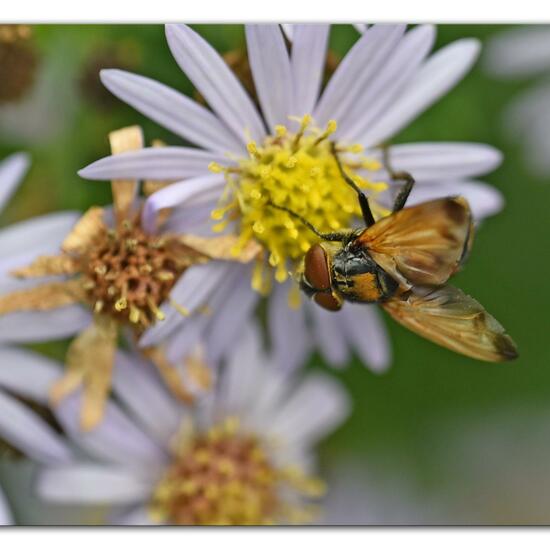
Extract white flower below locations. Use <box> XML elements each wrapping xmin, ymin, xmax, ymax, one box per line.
<box><xmin>0</xmin><ymin>324</ymin><xmax>350</xmax><ymax>525</ymax></box>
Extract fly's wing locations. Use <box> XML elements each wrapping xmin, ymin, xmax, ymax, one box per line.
<box><xmin>382</xmin><ymin>285</ymin><xmax>518</xmax><ymax>362</ymax></box>
<box><xmin>357</xmin><ymin>197</ymin><xmax>472</xmax><ymax>288</ymax></box>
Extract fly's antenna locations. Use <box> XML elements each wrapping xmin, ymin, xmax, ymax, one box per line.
<box><xmin>266</xmin><ymin>201</ymin><xmax>347</xmax><ymax>243</ymax></box>
<box><xmin>330</xmin><ymin>142</ymin><xmax>376</xmax><ymax>227</ymax></box>
<box><xmin>380</xmin><ymin>144</ymin><xmax>416</xmax><ymax>212</ymax></box>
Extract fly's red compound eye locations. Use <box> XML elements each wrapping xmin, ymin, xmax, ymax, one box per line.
<box><xmin>314</xmin><ymin>292</ymin><xmax>342</xmax><ymax>311</ymax></box>
<box><xmin>304</xmin><ymin>244</ymin><xmax>331</xmax><ymax>291</ymax></box>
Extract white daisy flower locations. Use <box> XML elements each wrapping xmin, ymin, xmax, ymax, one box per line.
<box><xmin>0</xmin><ymin>127</ymin><xmax>254</xmax><ymax>430</ymax></box>
<box><xmin>80</xmin><ymin>24</ymin><xmax>504</xmax><ymax>373</ymax></box>
<box><xmin>0</xmin><ymin>323</ymin><xmax>350</xmax><ymax>525</ymax></box>
<box><xmin>484</xmin><ymin>25</ymin><xmax>550</xmax><ymax>177</ymax></box>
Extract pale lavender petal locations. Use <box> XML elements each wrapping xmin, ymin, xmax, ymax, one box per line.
<box><xmin>343</xmin><ymin>25</ymin><xmax>436</xmax><ymax>141</ymax></box>
<box><xmin>291</xmin><ymin>24</ymin><xmax>330</xmax><ymax>115</ymax></box>
<box><xmin>0</xmin><ymin>346</ymin><xmax>61</xmax><ymax>403</ymax></box>
<box><xmin>0</xmin><ymin>486</ymin><xmax>12</xmax><ymax>525</ymax></box>
<box><xmin>36</xmin><ymin>465</ymin><xmax>152</xmax><ymax>504</ymax></box>
<box><xmin>55</xmin><ymin>393</ymin><xmax>166</xmax><ymax>469</ymax></box>
<box><xmin>79</xmin><ymin>147</ymin><xmax>229</xmax><ymax>181</ymax></box>
<box><xmin>205</xmin><ymin>265</ymin><xmax>258</xmax><ymax>364</ymax></box>
<box><xmin>139</xmin><ymin>262</ymin><xmax>230</xmax><ymax>348</ymax></box>
<box><xmin>0</xmin><ymin>211</ymin><xmax>79</xmax><ymax>275</ymax></box>
<box><xmin>163</xmin><ymin>201</ymin><xmax>218</xmax><ymax>235</ymax></box>
<box><xmin>246</xmin><ymin>24</ymin><xmax>294</xmax><ymax>130</ymax></box>
<box><xmin>111</xmin><ymin>505</ymin><xmax>155</xmax><ymax>525</ymax></box>
<box><xmin>309</xmin><ymin>303</ymin><xmax>350</xmax><ymax>368</ymax></box>
<box><xmin>0</xmin><ymin>153</ymin><xmax>29</xmax><ymax>213</ymax></box>
<box><xmin>217</xmin><ymin>322</ymin><xmax>267</xmax><ymax>416</ymax></box>
<box><xmin>368</xmin><ymin>142</ymin><xmax>502</xmax><ymax>182</ymax></box>
<box><xmin>0</xmin><ymin>392</ymin><xmax>73</xmax><ymax>464</ymax></box>
<box><xmin>111</xmin><ymin>350</ymin><xmax>182</xmax><ymax>447</ymax></box>
<box><xmin>359</xmin><ymin>39</ymin><xmax>481</xmax><ymax>148</ymax></box>
<box><xmin>407</xmin><ymin>180</ymin><xmax>504</xmax><ymax>220</ymax></box>
<box><xmin>343</xmin><ymin>304</ymin><xmax>391</xmax><ymax>372</ymax></box>
<box><xmin>165</xmin><ymin>311</ymin><xmax>209</xmax><ymax>364</ymax></box>
<box><xmin>141</xmin><ymin>173</ymin><xmax>224</xmax><ymax>234</ymax></box>
<box><xmin>165</xmin><ymin>24</ymin><xmax>266</xmax><ymax>143</ymax></box>
<box><xmin>268</xmin><ymin>283</ymin><xmax>312</xmax><ymax>372</ymax></box>
<box><xmin>484</xmin><ymin>26</ymin><xmax>550</xmax><ymax>78</ymax></box>
<box><xmin>0</xmin><ymin>307</ymin><xmax>92</xmax><ymax>345</ymax></box>
<box><xmin>270</xmin><ymin>373</ymin><xmax>351</xmax><ymax>448</ymax></box>
<box><xmin>353</xmin><ymin>24</ymin><xmax>368</xmax><ymax>34</ymax></box>
<box><xmin>100</xmin><ymin>69</ymin><xmax>244</xmax><ymax>154</ymax></box>
<box><xmin>314</xmin><ymin>24</ymin><xmax>406</xmax><ymax>130</ymax></box>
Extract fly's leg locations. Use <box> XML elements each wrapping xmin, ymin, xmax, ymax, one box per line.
<box><xmin>381</xmin><ymin>144</ymin><xmax>416</xmax><ymax>212</ymax></box>
<box><xmin>331</xmin><ymin>143</ymin><xmax>376</xmax><ymax>227</ymax></box>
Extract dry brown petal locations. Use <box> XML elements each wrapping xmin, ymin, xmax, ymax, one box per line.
<box><xmin>11</xmin><ymin>254</ymin><xmax>79</xmax><ymax>278</ymax></box>
<box><xmin>109</xmin><ymin>125</ymin><xmax>144</xmax><ymax>224</ymax></box>
<box><xmin>62</xmin><ymin>207</ymin><xmax>106</xmax><ymax>255</ymax></box>
<box><xmin>178</xmin><ymin>234</ymin><xmax>262</xmax><ymax>263</ymax></box>
<box><xmin>50</xmin><ymin>314</ymin><xmax>118</xmax><ymax>431</ymax></box>
<box><xmin>0</xmin><ymin>279</ymin><xmax>84</xmax><ymax>314</ymax></box>
<box><xmin>144</xmin><ymin>347</ymin><xmax>195</xmax><ymax>405</ymax></box>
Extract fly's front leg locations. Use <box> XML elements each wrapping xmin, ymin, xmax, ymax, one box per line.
<box><xmin>381</xmin><ymin>145</ymin><xmax>416</xmax><ymax>212</ymax></box>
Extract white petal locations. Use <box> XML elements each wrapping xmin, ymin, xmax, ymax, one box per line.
<box><xmin>246</xmin><ymin>24</ymin><xmax>294</xmax><ymax>130</ymax></box>
<box><xmin>291</xmin><ymin>25</ymin><xmax>330</xmax><ymax>115</ymax></box>
<box><xmin>139</xmin><ymin>261</ymin><xmax>229</xmax><ymax>348</ymax></box>
<box><xmin>205</xmin><ymin>265</ymin><xmax>259</xmax><ymax>364</ymax></box>
<box><xmin>0</xmin><ymin>153</ymin><xmax>29</xmax><ymax>213</ymax></box>
<box><xmin>100</xmin><ymin>69</ymin><xmax>244</xmax><ymax>154</ymax></box>
<box><xmin>359</xmin><ymin>39</ymin><xmax>481</xmax><ymax>148</ymax></box>
<box><xmin>0</xmin><ymin>307</ymin><xmax>92</xmax><ymax>345</ymax></box>
<box><xmin>36</xmin><ymin>465</ymin><xmax>152</xmax><ymax>505</ymax></box>
<box><xmin>141</xmin><ymin>173</ymin><xmax>224</xmax><ymax>233</ymax></box>
<box><xmin>368</xmin><ymin>142</ymin><xmax>502</xmax><ymax>182</ymax></box>
<box><xmin>484</xmin><ymin>27</ymin><xmax>550</xmax><ymax>78</ymax></box>
<box><xmin>0</xmin><ymin>346</ymin><xmax>61</xmax><ymax>403</ymax></box>
<box><xmin>55</xmin><ymin>393</ymin><xmax>165</xmax><ymax>469</ymax></box>
<box><xmin>270</xmin><ymin>372</ymin><xmax>351</xmax><ymax>448</ymax></box>
<box><xmin>407</xmin><ymin>180</ymin><xmax>504</xmax><ymax>220</ymax></box>
<box><xmin>0</xmin><ymin>486</ymin><xmax>12</xmax><ymax>525</ymax></box>
<box><xmin>314</xmin><ymin>24</ymin><xmax>406</xmax><ymax>129</ymax></box>
<box><xmin>79</xmin><ymin>147</ymin><xmax>228</xmax><ymax>181</ymax></box>
<box><xmin>309</xmin><ymin>304</ymin><xmax>350</xmax><ymax>368</ymax></box>
<box><xmin>343</xmin><ymin>25</ymin><xmax>436</xmax><ymax>141</ymax></box>
<box><xmin>267</xmin><ymin>283</ymin><xmax>312</xmax><ymax>372</ymax></box>
<box><xmin>111</xmin><ymin>505</ymin><xmax>155</xmax><ymax>525</ymax></box>
<box><xmin>343</xmin><ymin>304</ymin><xmax>391</xmax><ymax>372</ymax></box>
<box><xmin>165</xmin><ymin>24</ymin><xmax>266</xmax><ymax>143</ymax></box>
<box><xmin>0</xmin><ymin>391</ymin><xmax>73</xmax><ymax>464</ymax></box>
<box><xmin>111</xmin><ymin>350</ymin><xmax>182</xmax><ymax>447</ymax></box>
<box><xmin>0</xmin><ymin>211</ymin><xmax>79</xmax><ymax>275</ymax></box>
<box><xmin>217</xmin><ymin>322</ymin><xmax>267</xmax><ymax>416</ymax></box>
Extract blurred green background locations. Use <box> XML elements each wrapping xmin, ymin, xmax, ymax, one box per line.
<box><xmin>1</xmin><ymin>24</ymin><xmax>549</xmax><ymax>524</ymax></box>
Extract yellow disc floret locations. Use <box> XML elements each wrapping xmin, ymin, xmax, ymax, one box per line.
<box><xmin>150</xmin><ymin>417</ymin><xmax>326</xmax><ymax>525</ymax></box>
<box><xmin>211</xmin><ymin>116</ymin><xmax>388</xmax><ymax>293</ymax></box>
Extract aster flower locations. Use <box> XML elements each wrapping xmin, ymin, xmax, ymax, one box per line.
<box><xmin>80</xmin><ymin>24</ymin><xmax>504</xmax><ymax>373</ymax></box>
<box><xmin>0</xmin><ymin>324</ymin><xmax>350</xmax><ymax>526</ymax></box>
<box><xmin>0</xmin><ymin>126</ymin><xmax>254</xmax><ymax>430</ymax></box>
<box><xmin>484</xmin><ymin>25</ymin><xmax>550</xmax><ymax>177</ymax></box>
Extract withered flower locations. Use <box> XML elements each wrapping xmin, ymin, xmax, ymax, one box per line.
<box><xmin>0</xmin><ymin>126</ymin><xmax>258</xmax><ymax>430</ymax></box>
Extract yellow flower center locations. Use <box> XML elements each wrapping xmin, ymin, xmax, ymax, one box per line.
<box><xmin>210</xmin><ymin>116</ymin><xmax>388</xmax><ymax>295</ymax></box>
<box><xmin>150</xmin><ymin>418</ymin><xmax>326</xmax><ymax>526</ymax></box>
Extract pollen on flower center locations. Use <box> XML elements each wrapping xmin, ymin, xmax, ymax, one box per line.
<box><xmin>81</xmin><ymin>220</ymin><xmax>182</xmax><ymax>329</ymax></box>
<box><xmin>150</xmin><ymin>418</ymin><xmax>326</xmax><ymax>526</ymax></box>
<box><xmin>210</xmin><ymin>116</ymin><xmax>388</xmax><ymax>294</ymax></box>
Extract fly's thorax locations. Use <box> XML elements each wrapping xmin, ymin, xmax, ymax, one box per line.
<box><xmin>330</xmin><ymin>240</ymin><xmax>399</xmax><ymax>304</ymax></box>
